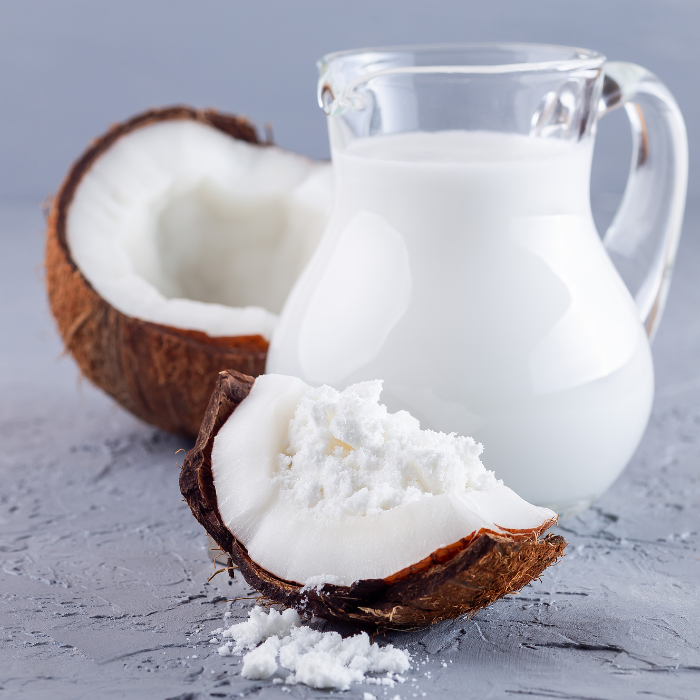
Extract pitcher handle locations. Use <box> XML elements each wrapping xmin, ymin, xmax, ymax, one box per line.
<box><xmin>598</xmin><ymin>62</ymin><xmax>688</xmax><ymax>340</ymax></box>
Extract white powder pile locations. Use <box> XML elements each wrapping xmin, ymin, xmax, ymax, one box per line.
<box><xmin>275</xmin><ymin>380</ymin><xmax>498</xmax><ymax>518</ymax></box>
<box><xmin>215</xmin><ymin>606</ymin><xmax>411</xmax><ymax>690</ymax></box>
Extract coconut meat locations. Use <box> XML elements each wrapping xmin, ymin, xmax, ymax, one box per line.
<box><xmin>67</xmin><ymin>120</ymin><xmax>333</xmax><ymax>340</ymax></box>
<box><xmin>211</xmin><ymin>374</ymin><xmax>556</xmax><ymax>586</ymax></box>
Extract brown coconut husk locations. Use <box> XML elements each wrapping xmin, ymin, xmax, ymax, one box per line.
<box><xmin>45</xmin><ymin>107</ymin><xmax>269</xmax><ymax>437</ymax></box>
<box><xmin>180</xmin><ymin>370</ymin><xmax>567</xmax><ymax>630</ymax></box>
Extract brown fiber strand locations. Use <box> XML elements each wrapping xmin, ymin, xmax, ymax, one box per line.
<box><xmin>45</xmin><ymin>106</ymin><xmax>269</xmax><ymax>436</ymax></box>
<box><xmin>179</xmin><ymin>371</ymin><xmax>567</xmax><ymax>631</ymax></box>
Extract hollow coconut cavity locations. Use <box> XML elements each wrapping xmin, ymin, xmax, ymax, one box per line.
<box><xmin>180</xmin><ymin>370</ymin><xmax>566</xmax><ymax>629</ymax></box>
<box><xmin>46</xmin><ymin>106</ymin><xmax>332</xmax><ymax>436</ymax></box>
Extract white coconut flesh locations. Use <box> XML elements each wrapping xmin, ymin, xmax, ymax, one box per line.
<box><xmin>211</xmin><ymin>374</ymin><xmax>556</xmax><ymax>586</ymax></box>
<box><xmin>67</xmin><ymin>120</ymin><xmax>333</xmax><ymax>340</ymax></box>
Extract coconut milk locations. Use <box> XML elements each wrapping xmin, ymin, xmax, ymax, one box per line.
<box><xmin>267</xmin><ymin>130</ymin><xmax>654</xmax><ymax>514</ymax></box>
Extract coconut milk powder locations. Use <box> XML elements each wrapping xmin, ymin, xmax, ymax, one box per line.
<box><xmin>215</xmin><ymin>606</ymin><xmax>411</xmax><ymax>690</ymax></box>
<box><xmin>275</xmin><ymin>379</ymin><xmax>498</xmax><ymax>519</ymax></box>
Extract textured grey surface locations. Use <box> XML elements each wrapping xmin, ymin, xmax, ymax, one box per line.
<box><xmin>1</xmin><ymin>194</ymin><xmax>699</xmax><ymax>700</ymax></box>
<box><xmin>2</xmin><ymin>1</ymin><xmax>700</xmax><ymax>697</ymax></box>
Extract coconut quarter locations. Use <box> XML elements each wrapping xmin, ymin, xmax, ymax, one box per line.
<box><xmin>180</xmin><ymin>370</ymin><xmax>566</xmax><ymax>630</ymax></box>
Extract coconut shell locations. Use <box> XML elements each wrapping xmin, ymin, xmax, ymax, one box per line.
<box><xmin>180</xmin><ymin>370</ymin><xmax>567</xmax><ymax>630</ymax></box>
<box><xmin>45</xmin><ymin>106</ymin><xmax>269</xmax><ymax>437</ymax></box>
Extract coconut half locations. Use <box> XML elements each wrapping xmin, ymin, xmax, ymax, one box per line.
<box><xmin>180</xmin><ymin>370</ymin><xmax>566</xmax><ymax>629</ymax></box>
<box><xmin>46</xmin><ymin>106</ymin><xmax>332</xmax><ymax>436</ymax></box>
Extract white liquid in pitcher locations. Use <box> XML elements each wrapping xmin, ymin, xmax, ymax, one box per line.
<box><xmin>267</xmin><ymin>131</ymin><xmax>654</xmax><ymax>514</ymax></box>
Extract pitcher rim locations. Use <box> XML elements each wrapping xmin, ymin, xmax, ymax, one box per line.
<box><xmin>318</xmin><ymin>42</ymin><xmax>606</xmax><ymax>74</ymax></box>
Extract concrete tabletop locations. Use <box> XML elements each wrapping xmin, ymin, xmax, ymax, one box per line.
<box><xmin>1</xmin><ymin>191</ymin><xmax>699</xmax><ymax>700</ymax></box>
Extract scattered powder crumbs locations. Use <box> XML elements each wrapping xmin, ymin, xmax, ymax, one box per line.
<box><xmin>300</xmin><ymin>574</ymin><xmax>344</xmax><ymax>591</ymax></box>
<box><xmin>216</xmin><ymin>606</ymin><xmax>411</xmax><ymax>691</ymax></box>
<box><xmin>274</xmin><ymin>380</ymin><xmax>498</xmax><ymax>519</ymax></box>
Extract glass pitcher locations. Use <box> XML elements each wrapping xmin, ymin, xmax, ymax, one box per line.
<box><xmin>267</xmin><ymin>44</ymin><xmax>687</xmax><ymax>517</ymax></box>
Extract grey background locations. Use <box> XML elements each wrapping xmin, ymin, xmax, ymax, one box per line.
<box><xmin>1</xmin><ymin>2</ymin><xmax>699</xmax><ymax>699</ymax></box>
<box><xmin>0</xmin><ymin>0</ymin><xmax>696</xmax><ymax>213</ymax></box>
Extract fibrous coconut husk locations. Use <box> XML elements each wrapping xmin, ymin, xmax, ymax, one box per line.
<box><xmin>45</xmin><ymin>107</ymin><xmax>268</xmax><ymax>437</ymax></box>
<box><xmin>180</xmin><ymin>370</ymin><xmax>567</xmax><ymax>630</ymax></box>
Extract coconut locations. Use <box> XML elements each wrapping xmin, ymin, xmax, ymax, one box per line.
<box><xmin>45</xmin><ymin>106</ymin><xmax>332</xmax><ymax>436</ymax></box>
<box><xmin>180</xmin><ymin>370</ymin><xmax>566</xmax><ymax>630</ymax></box>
